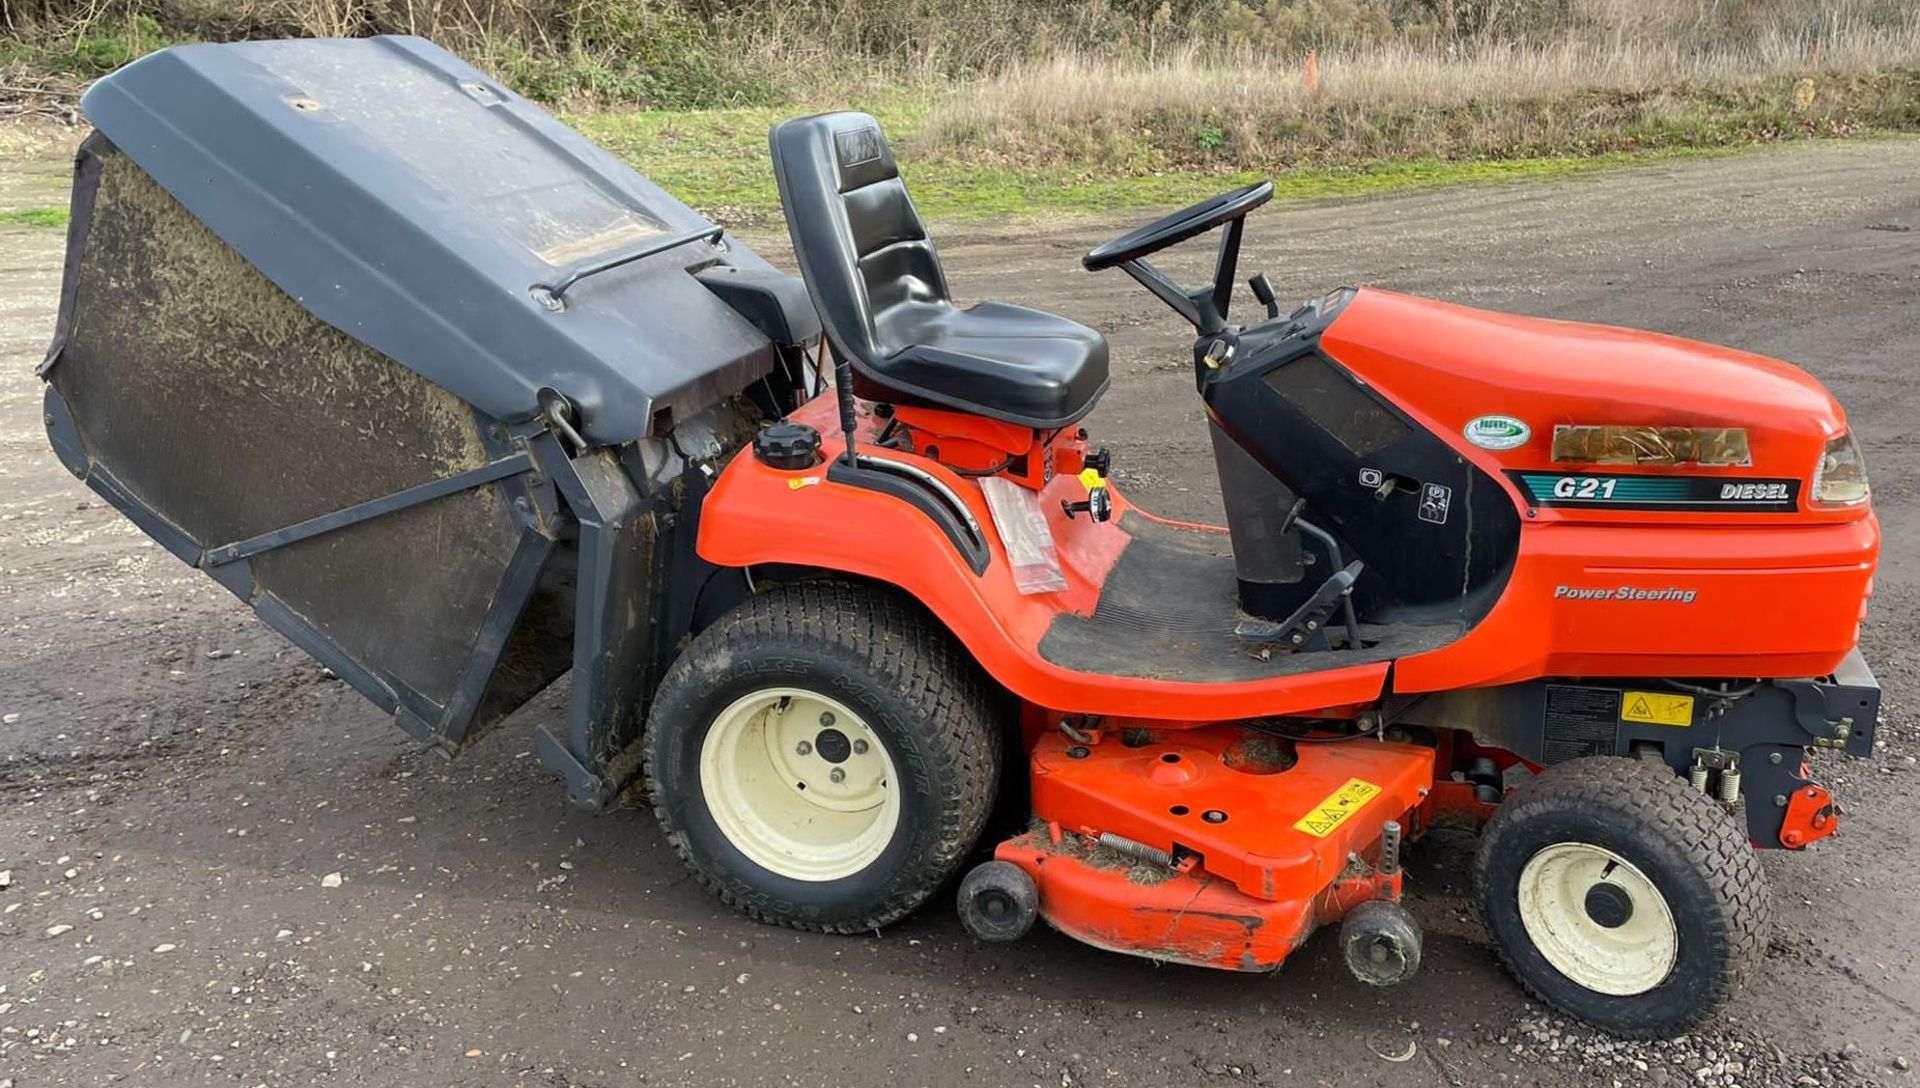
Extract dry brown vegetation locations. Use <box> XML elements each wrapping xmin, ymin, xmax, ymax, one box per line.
<box><xmin>924</xmin><ymin>8</ymin><xmax>1920</xmax><ymax>169</ymax></box>
<box><xmin>3</xmin><ymin>0</ymin><xmax>1918</xmax><ymax>183</ymax></box>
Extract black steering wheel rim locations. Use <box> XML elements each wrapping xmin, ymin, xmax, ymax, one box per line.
<box><xmin>1082</xmin><ymin>181</ymin><xmax>1274</xmax><ymax>271</ymax></box>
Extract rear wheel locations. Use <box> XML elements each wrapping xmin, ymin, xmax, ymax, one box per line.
<box><xmin>643</xmin><ymin>581</ymin><xmax>1000</xmax><ymax>933</ymax></box>
<box><xmin>700</xmin><ymin>687</ymin><xmax>902</xmax><ymax>882</ymax></box>
<box><xmin>1475</xmin><ymin>756</ymin><xmax>1767</xmax><ymax>1038</ymax></box>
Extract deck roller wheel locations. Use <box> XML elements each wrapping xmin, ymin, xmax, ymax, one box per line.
<box><xmin>1340</xmin><ymin>900</ymin><xmax>1423</xmax><ymax>986</ymax></box>
<box><xmin>1474</xmin><ymin>756</ymin><xmax>1767</xmax><ymax>1038</ymax></box>
<box><xmin>957</xmin><ymin>860</ymin><xmax>1039</xmax><ymax>942</ymax></box>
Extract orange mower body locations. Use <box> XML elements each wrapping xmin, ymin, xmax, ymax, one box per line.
<box><xmin>699</xmin><ymin>281</ymin><xmax>1879</xmax><ymax>978</ymax></box>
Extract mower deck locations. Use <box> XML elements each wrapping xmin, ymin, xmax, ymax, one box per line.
<box><xmin>997</xmin><ymin>725</ymin><xmax>1433</xmax><ymax>970</ymax></box>
<box><xmin>1038</xmin><ymin>514</ymin><xmax>1460</xmax><ymax>682</ymax></box>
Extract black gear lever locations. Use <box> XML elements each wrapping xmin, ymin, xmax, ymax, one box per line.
<box><xmin>1248</xmin><ymin>273</ymin><xmax>1280</xmax><ymax>319</ymax></box>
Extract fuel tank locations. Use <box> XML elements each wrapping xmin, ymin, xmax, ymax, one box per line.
<box><xmin>1202</xmin><ymin>287</ymin><xmax>1877</xmax><ymax>689</ymax></box>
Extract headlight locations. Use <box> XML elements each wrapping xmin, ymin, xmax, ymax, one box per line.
<box><xmin>1810</xmin><ymin>431</ymin><xmax>1870</xmax><ymax>507</ymax></box>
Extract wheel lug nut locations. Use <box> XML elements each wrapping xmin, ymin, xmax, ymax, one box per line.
<box><xmin>820</xmin><ymin>712</ymin><xmax>836</xmax><ymax>726</ymax></box>
<box><xmin>829</xmin><ymin>768</ymin><xmax>846</xmax><ymax>784</ymax></box>
<box><xmin>852</xmin><ymin>739</ymin><xmax>869</xmax><ymax>755</ymax></box>
<box><xmin>795</xmin><ymin>741</ymin><xmax>812</xmax><ymax>756</ymax></box>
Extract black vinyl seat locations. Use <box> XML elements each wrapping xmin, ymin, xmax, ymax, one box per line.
<box><xmin>769</xmin><ymin>112</ymin><xmax>1109</xmax><ymax>429</ymax></box>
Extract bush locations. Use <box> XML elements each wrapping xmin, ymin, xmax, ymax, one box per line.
<box><xmin>1217</xmin><ymin>0</ymin><xmax>1397</xmax><ymax>53</ymax></box>
<box><xmin>484</xmin><ymin>1</ymin><xmax>778</xmax><ymax>107</ymax></box>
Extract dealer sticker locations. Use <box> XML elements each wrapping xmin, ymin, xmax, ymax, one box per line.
<box><xmin>1620</xmin><ymin>691</ymin><xmax>1695</xmax><ymax>727</ymax></box>
<box><xmin>1464</xmin><ymin>415</ymin><xmax>1532</xmax><ymax>450</ymax></box>
<box><xmin>1293</xmin><ymin>777</ymin><xmax>1383</xmax><ymax>838</ymax></box>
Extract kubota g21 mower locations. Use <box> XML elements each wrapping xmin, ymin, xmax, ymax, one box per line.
<box><xmin>43</xmin><ymin>38</ymin><xmax>1879</xmax><ymax>1039</ymax></box>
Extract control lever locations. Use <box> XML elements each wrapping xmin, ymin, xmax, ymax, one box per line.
<box><xmin>1062</xmin><ymin>468</ymin><xmax>1114</xmax><ymax>522</ymax></box>
<box><xmin>1248</xmin><ymin>272</ymin><xmax>1280</xmax><ymax>319</ymax></box>
<box><xmin>1062</xmin><ymin>489</ymin><xmax>1112</xmax><ymax>522</ymax></box>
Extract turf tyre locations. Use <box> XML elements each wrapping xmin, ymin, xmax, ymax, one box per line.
<box><xmin>1475</xmin><ymin>755</ymin><xmax>1767</xmax><ymax>1038</ymax></box>
<box><xmin>643</xmin><ymin>580</ymin><xmax>1000</xmax><ymax>933</ymax></box>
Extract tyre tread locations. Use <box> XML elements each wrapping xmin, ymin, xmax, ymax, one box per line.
<box><xmin>1475</xmin><ymin>755</ymin><xmax>1768</xmax><ymax>1037</ymax></box>
<box><xmin>642</xmin><ymin>579</ymin><xmax>999</xmax><ymax>934</ymax></box>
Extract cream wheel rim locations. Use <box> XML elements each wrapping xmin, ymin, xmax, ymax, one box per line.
<box><xmin>698</xmin><ymin>687</ymin><xmax>901</xmax><ymax>882</ymax></box>
<box><xmin>1517</xmin><ymin>842</ymin><xmax>1678</xmax><ymax>996</ymax></box>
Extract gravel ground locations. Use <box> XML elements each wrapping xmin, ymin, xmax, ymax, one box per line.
<box><xmin>2</xmin><ymin>130</ymin><xmax>1918</xmax><ymax>1088</ymax></box>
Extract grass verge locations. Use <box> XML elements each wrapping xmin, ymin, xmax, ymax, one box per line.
<box><xmin>0</xmin><ymin>207</ymin><xmax>70</xmax><ymax>228</ymax></box>
<box><xmin>568</xmin><ymin>105</ymin><xmax>1775</xmax><ymax>227</ymax></box>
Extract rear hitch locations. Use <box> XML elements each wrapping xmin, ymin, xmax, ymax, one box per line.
<box><xmin>1779</xmin><ymin>783</ymin><xmax>1838</xmax><ymax>849</ymax></box>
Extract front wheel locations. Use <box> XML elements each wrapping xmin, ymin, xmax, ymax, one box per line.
<box><xmin>1475</xmin><ymin>756</ymin><xmax>1767</xmax><ymax>1038</ymax></box>
<box><xmin>642</xmin><ymin>580</ymin><xmax>1000</xmax><ymax>933</ymax></box>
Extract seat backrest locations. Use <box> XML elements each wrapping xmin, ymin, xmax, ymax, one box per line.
<box><xmin>769</xmin><ymin>112</ymin><xmax>950</xmax><ymax>368</ymax></box>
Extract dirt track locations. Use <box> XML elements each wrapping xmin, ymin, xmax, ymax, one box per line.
<box><xmin>3</xmin><ymin>136</ymin><xmax>1918</xmax><ymax>1088</ymax></box>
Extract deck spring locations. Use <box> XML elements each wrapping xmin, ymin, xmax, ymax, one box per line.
<box><xmin>1097</xmin><ymin>832</ymin><xmax>1173</xmax><ymax>869</ymax></box>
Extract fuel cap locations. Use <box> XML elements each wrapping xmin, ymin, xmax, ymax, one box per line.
<box><xmin>753</xmin><ymin>421</ymin><xmax>822</xmax><ymax>470</ymax></box>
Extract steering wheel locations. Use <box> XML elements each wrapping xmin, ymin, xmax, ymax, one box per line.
<box><xmin>1082</xmin><ymin>181</ymin><xmax>1274</xmax><ymax>335</ymax></box>
<box><xmin>1082</xmin><ymin>182</ymin><xmax>1274</xmax><ymax>271</ymax></box>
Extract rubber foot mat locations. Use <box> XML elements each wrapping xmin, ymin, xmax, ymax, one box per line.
<box><xmin>1038</xmin><ymin>514</ymin><xmax>1457</xmax><ymax>683</ymax></box>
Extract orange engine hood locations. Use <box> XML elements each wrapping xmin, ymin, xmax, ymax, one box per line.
<box><xmin>1318</xmin><ymin>288</ymin><xmax>1853</xmax><ymax>525</ymax></box>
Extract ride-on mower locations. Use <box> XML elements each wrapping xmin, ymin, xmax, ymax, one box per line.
<box><xmin>42</xmin><ymin>37</ymin><xmax>1879</xmax><ymax>1038</ymax></box>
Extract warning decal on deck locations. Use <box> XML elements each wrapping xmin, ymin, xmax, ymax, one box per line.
<box><xmin>1293</xmin><ymin>778</ymin><xmax>1383</xmax><ymax>838</ymax></box>
<box><xmin>1621</xmin><ymin>691</ymin><xmax>1695</xmax><ymax>727</ymax></box>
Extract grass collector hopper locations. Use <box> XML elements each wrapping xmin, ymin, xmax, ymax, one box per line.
<box><xmin>42</xmin><ymin>36</ymin><xmax>1883</xmax><ymax>1039</ymax></box>
<box><xmin>40</xmin><ymin>36</ymin><xmax>821</xmax><ymax>797</ymax></box>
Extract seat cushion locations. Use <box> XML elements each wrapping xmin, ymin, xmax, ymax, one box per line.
<box><xmin>869</xmin><ymin>301</ymin><xmax>1111</xmax><ymax>427</ymax></box>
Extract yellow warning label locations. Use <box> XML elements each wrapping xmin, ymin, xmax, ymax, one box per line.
<box><xmin>1292</xmin><ymin>778</ymin><xmax>1384</xmax><ymax>838</ymax></box>
<box><xmin>1621</xmin><ymin>690</ymin><xmax>1694</xmax><ymax>727</ymax></box>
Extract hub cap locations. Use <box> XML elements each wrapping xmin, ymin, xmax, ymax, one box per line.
<box><xmin>698</xmin><ymin>688</ymin><xmax>900</xmax><ymax>882</ymax></box>
<box><xmin>1517</xmin><ymin>843</ymin><xmax>1678</xmax><ymax>996</ymax></box>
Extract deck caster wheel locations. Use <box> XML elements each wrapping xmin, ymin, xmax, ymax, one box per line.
<box><xmin>1475</xmin><ymin>756</ymin><xmax>1767</xmax><ymax>1038</ymax></box>
<box><xmin>643</xmin><ymin>582</ymin><xmax>1000</xmax><ymax>934</ymax></box>
<box><xmin>1340</xmin><ymin>900</ymin><xmax>1422</xmax><ymax>986</ymax></box>
<box><xmin>957</xmin><ymin>860</ymin><xmax>1038</xmax><ymax>942</ymax></box>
